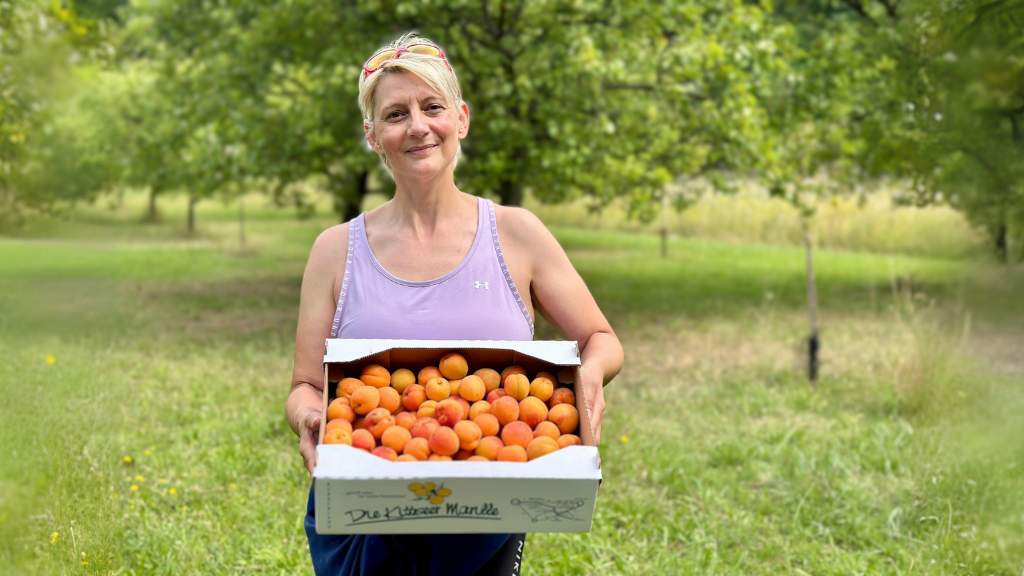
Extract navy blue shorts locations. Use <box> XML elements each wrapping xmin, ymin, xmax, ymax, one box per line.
<box><xmin>304</xmin><ymin>486</ymin><xmax>525</xmax><ymax>576</ymax></box>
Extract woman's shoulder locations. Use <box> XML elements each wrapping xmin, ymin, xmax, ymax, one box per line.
<box><xmin>306</xmin><ymin>221</ymin><xmax>352</xmax><ymax>268</ymax></box>
<box><xmin>492</xmin><ymin>203</ymin><xmax>550</xmax><ymax>244</ymax></box>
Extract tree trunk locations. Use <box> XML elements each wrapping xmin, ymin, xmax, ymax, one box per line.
<box><xmin>805</xmin><ymin>226</ymin><xmax>819</xmax><ymax>383</ymax></box>
<box><xmin>343</xmin><ymin>170</ymin><xmax>369</xmax><ymax>223</ymax></box>
<box><xmin>499</xmin><ymin>179</ymin><xmax>523</xmax><ymax>207</ymax></box>
<box><xmin>187</xmin><ymin>196</ymin><xmax>197</xmax><ymax>234</ymax></box>
<box><xmin>239</xmin><ymin>194</ymin><xmax>246</xmax><ymax>248</ymax></box>
<box><xmin>331</xmin><ymin>170</ymin><xmax>370</xmax><ymax>223</ymax></box>
<box><xmin>147</xmin><ymin>188</ymin><xmax>158</xmax><ymax>222</ymax></box>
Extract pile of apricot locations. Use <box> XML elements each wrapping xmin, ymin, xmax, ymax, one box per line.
<box><xmin>322</xmin><ymin>352</ymin><xmax>582</xmax><ymax>462</ymax></box>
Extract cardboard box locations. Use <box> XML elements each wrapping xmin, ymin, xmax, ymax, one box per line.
<box><xmin>313</xmin><ymin>339</ymin><xmax>602</xmax><ymax>535</ymax></box>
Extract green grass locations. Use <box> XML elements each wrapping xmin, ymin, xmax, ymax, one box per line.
<box><xmin>1</xmin><ymin>195</ymin><xmax>1022</xmax><ymax>575</ymax></box>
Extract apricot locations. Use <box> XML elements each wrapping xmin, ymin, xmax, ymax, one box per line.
<box><xmin>325</xmin><ymin>418</ymin><xmax>353</xmax><ymax>435</ymax></box>
<box><xmin>557</xmin><ymin>434</ymin><xmax>582</xmax><ymax>448</ymax></box>
<box><xmin>533</xmin><ymin>421</ymin><xmax>560</xmax><ymax>441</ymax></box>
<box><xmin>492</xmin><ymin>396</ymin><xmax>520</xmax><ymax>427</ymax></box>
<box><xmin>428</xmin><ymin>427</ymin><xmax>460</xmax><ymax>456</ymax></box>
<box><xmin>497</xmin><ymin>445</ymin><xmax>528</xmax><ymax>462</ymax></box>
<box><xmin>390</xmin><ymin>368</ymin><xmax>416</xmax><ymax>393</ymax></box>
<box><xmin>350</xmin><ymin>386</ymin><xmax>380</xmax><ymax>415</ymax></box>
<box><xmin>529</xmin><ymin>377</ymin><xmax>554</xmax><ymax>402</ymax></box>
<box><xmin>548</xmin><ymin>403</ymin><xmax>580</xmax><ymax>435</ymax></box>
<box><xmin>351</xmin><ymin>429</ymin><xmax>376</xmax><ymax>451</ymax></box>
<box><xmin>519</xmin><ymin>397</ymin><xmax>549</xmax><ymax>429</ymax></box>
<box><xmin>454</xmin><ymin>397</ymin><xmax>471</xmax><ymax>421</ymax></box>
<box><xmin>547</xmin><ymin>387</ymin><xmax>576</xmax><ymax>409</ymax></box>
<box><xmin>360</xmin><ymin>364</ymin><xmax>391</xmax><ymax>388</ymax></box>
<box><xmin>503</xmin><ymin>374</ymin><xmax>530</xmax><ymax>401</ymax></box>
<box><xmin>410</xmin><ymin>417</ymin><xmax>440</xmax><ymax>440</ymax></box>
<box><xmin>474</xmin><ymin>436</ymin><xmax>504</xmax><ymax>460</ymax></box>
<box><xmin>428</xmin><ymin>454</ymin><xmax>453</xmax><ymax>461</ymax></box>
<box><xmin>365</xmin><ymin>407</ymin><xmax>391</xmax><ymax>425</ymax></box>
<box><xmin>500</xmin><ymin>365</ymin><xmax>527</xmax><ymax>385</ymax></box>
<box><xmin>367</xmin><ymin>416</ymin><xmax>395</xmax><ymax>440</ymax></box>
<box><xmin>473</xmin><ymin>413</ymin><xmax>500</xmax><ymax>437</ymax></box>
<box><xmin>486</xmin><ymin>389</ymin><xmax>508</xmax><ymax>404</ymax></box>
<box><xmin>435</xmin><ymin>399</ymin><xmax>464</xmax><ymax>427</ymax></box>
<box><xmin>425</xmin><ymin>377</ymin><xmax>451</xmax><ymax>402</ymax></box>
<box><xmin>467</xmin><ymin>455</ymin><xmax>490</xmax><ymax>462</ymax></box>
<box><xmin>417</xmin><ymin>366</ymin><xmax>442</xmax><ymax>386</ymax></box>
<box><xmin>394</xmin><ymin>411</ymin><xmax>417</xmax><ymax>430</ymax></box>
<box><xmin>401</xmin><ymin>384</ymin><xmax>427</xmax><ymax>411</ymax></box>
<box><xmin>454</xmin><ymin>449</ymin><xmax>474</xmax><ymax>461</ymax></box>
<box><xmin>353</xmin><ymin>417</ymin><xmax>366</xmax><ymax>430</ymax></box>
<box><xmin>403</xmin><ymin>437</ymin><xmax>431</xmax><ymax>461</ymax></box>
<box><xmin>458</xmin><ymin>375</ymin><xmax>486</xmax><ymax>402</ymax></box>
<box><xmin>526</xmin><ymin>436</ymin><xmax>560</xmax><ymax>461</ymax></box>
<box><xmin>377</xmin><ymin>387</ymin><xmax>402</xmax><ymax>413</ymax></box>
<box><xmin>372</xmin><ymin>446</ymin><xmax>398</xmax><ymax>461</ymax></box>
<box><xmin>501</xmin><ymin>421</ymin><xmax>533</xmax><ymax>449</ymax></box>
<box><xmin>536</xmin><ymin>371</ymin><xmax>557</xmax><ymax>384</ymax></box>
<box><xmin>474</xmin><ymin>368</ymin><xmax>502</xmax><ymax>393</ymax></box>
<box><xmin>448</xmin><ymin>379</ymin><xmax>461</xmax><ymax>397</ymax></box>
<box><xmin>395</xmin><ymin>454</ymin><xmax>418</xmax><ymax>462</ymax></box>
<box><xmin>324</xmin><ymin>429</ymin><xmax>352</xmax><ymax>445</ymax></box>
<box><xmin>327</xmin><ymin>398</ymin><xmax>356</xmax><ymax>423</ymax></box>
<box><xmin>439</xmin><ymin>352</ymin><xmax>469</xmax><ymax>380</ymax></box>
<box><xmin>417</xmin><ymin>400</ymin><xmax>438</xmax><ymax>419</ymax></box>
<box><xmin>338</xmin><ymin>378</ymin><xmax>365</xmax><ymax>399</ymax></box>
<box><xmin>468</xmin><ymin>400</ymin><xmax>491</xmax><ymax>420</ymax></box>
<box><xmin>557</xmin><ymin>367</ymin><xmax>575</xmax><ymax>384</ymax></box>
<box><xmin>382</xmin><ymin>425</ymin><xmax>412</xmax><ymax>453</ymax></box>
<box><xmin>454</xmin><ymin>420</ymin><xmax>483</xmax><ymax>451</ymax></box>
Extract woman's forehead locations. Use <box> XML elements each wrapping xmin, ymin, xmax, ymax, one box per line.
<box><xmin>375</xmin><ymin>72</ymin><xmax>446</xmax><ymax>109</ymax></box>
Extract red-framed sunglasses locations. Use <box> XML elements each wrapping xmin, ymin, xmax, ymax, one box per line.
<box><xmin>362</xmin><ymin>44</ymin><xmax>452</xmax><ymax>80</ymax></box>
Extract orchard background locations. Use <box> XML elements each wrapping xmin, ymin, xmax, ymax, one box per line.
<box><xmin>2</xmin><ymin>1</ymin><xmax>1024</xmax><ymax>575</ymax></box>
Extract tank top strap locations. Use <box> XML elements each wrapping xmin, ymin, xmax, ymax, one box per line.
<box><xmin>330</xmin><ymin>215</ymin><xmax>360</xmax><ymax>339</ymax></box>
<box><xmin>485</xmin><ymin>199</ymin><xmax>534</xmax><ymax>335</ymax></box>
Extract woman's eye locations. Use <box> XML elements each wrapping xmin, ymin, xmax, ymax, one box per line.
<box><xmin>427</xmin><ymin>104</ymin><xmax>444</xmax><ymax>112</ymax></box>
<box><xmin>387</xmin><ymin>111</ymin><xmax>404</xmax><ymax>120</ymax></box>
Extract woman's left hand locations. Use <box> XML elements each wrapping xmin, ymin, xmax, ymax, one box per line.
<box><xmin>580</xmin><ymin>363</ymin><xmax>606</xmax><ymax>446</ymax></box>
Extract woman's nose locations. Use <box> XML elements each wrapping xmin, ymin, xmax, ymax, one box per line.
<box><xmin>406</xmin><ymin>109</ymin><xmax>430</xmax><ymax>138</ymax></box>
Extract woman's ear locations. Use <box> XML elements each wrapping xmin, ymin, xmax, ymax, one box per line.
<box><xmin>457</xmin><ymin>100</ymin><xmax>470</xmax><ymax>139</ymax></box>
<box><xmin>364</xmin><ymin>120</ymin><xmax>382</xmax><ymax>154</ymax></box>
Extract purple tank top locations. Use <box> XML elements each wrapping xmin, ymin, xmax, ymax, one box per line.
<box><xmin>331</xmin><ymin>197</ymin><xmax>534</xmax><ymax>341</ymax></box>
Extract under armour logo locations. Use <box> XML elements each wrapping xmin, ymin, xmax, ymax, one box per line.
<box><xmin>475</xmin><ymin>281</ymin><xmax>489</xmax><ymax>290</ymax></box>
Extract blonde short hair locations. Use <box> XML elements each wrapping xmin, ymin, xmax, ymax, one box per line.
<box><xmin>358</xmin><ymin>33</ymin><xmax>464</xmax><ymax>177</ymax></box>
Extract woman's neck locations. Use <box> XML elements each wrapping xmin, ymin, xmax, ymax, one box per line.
<box><xmin>382</xmin><ymin>170</ymin><xmax>472</xmax><ymax>237</ymax></box>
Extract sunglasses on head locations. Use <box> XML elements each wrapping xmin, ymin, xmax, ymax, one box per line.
<box><xmin>362</xmin><ymin>44</ymin><xmax>452</xmax><ymax>80</ymax></box>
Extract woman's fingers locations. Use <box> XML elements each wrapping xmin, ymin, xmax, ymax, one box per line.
<box><xmin>298</xmin><ymin>408</ymin><xmax>321</xmax><ymax>475</ymax></box>
<box><xmin>581</xmin><ymin>365</ymin><xmax>606</xmax><ymax>447</ymax></box>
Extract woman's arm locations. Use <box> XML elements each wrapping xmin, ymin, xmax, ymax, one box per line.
<box><xmin>287</xmin><ymin>223</ymin><xmax>349</xmax><ymax>474</ymax></box>
<box><xmin>501</xmin><ymin>208</ymin><xmax>624</xmax><ymax>445</ymax></box>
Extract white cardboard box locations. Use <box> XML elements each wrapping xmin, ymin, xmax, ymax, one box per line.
<box><xmin>314</xmin><ymin>339</ymin><xmax>602</xmax><ymax>535</ymax></box>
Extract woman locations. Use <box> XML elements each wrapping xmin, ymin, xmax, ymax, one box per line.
<box><xmin>285</xmin><ymin>33</ymin><xmax>623</xmax><ymax>576</ymax></box>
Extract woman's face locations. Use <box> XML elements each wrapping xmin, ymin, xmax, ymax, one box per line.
<box><xmin>365</xmin><ymin>72</ymin><xmax>469</xmax><ymax>182</ymax></box>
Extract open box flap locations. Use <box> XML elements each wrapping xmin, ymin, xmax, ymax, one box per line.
<box><xmin>325</xmin><ymin>339</ymin><xmax>581</xmax><ymax>367</ymax></box>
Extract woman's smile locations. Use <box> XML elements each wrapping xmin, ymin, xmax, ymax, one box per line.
<box><xmin>406</xmin><ymin>144</ymin><xmax>438</xmax><ymax>156</ymax></box>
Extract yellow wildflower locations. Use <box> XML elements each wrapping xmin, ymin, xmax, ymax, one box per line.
<box><xmin>130</xmin><ymin>485</ymin><xmax>138</xmax><ymax>491</ymax></box>
<box><xmin>621</xmin><ymin>435</ymin><xmax>629</xmax><ymax>443</ymax></box>
<box><xmin>81</xmin><ymin>561</ymin><xmax>89</xmax><ymax>566</ymax></box>
<box><xmin>130</xmin><ymin>505</ymin><xmax>135</xmax><ymax>510</ymax></box>
<box><xmin>45</xmin><ymin>355</ymin><xmax>56</xmax><ymax>364</ymax></box>
<box><xmin>230</xmin><ymin>484</ymin><xmax>237</xmax><ymax>490</ymax></box>
<box><xmin>136</xmin><ymin>475</ymin><xmax>144</xmax><ymax>482</ymax></box>
<box><xmin>51</xmin><ymin>532</ymin><xmax>58</xmax><ymax>544</ymax></box>
<box><xmin>169</xmin><ymin>488</ymin><xmax>177</xmax><ymax>495</ymax></box>
<box><xmin>144</xmin><ymin>450</ymin><xmax>152</xmax><ymax>456</ymax></box>
<box><xmin>123</xmin><ymin>456</ymin><xmax>132</xmax><ymax>463</ymax></box>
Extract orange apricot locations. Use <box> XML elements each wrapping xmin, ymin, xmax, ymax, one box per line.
<box><xmin>454</xmin><ymin>420</ymin><xmax>483</xmax><ymax>451</ymax></box>
<box><xmin>548</xmin><ymin>403</ymin><xmax>580</xmax><ymax>435</ymax></box>
<box><xmin>351</xmin><ymin>429</ymin><xmax>376</xmax><ymax>451</ymax></box>
<box><xmin>536</xmin><ymin>371</ymin><xmax>557</xmax><ymax>384</ymax></box>
<box><xmin>428</xmin><ymin>454</ymin><xmax>453</xmax><ymax>461</ymax></box>
<box><xmin>360</xmin><ymin>364</ymin><xmax>391</xmax><ymax>388</ymax></box>
<box><xmin>401</xmin><ymin>384</ymin><xmax>427</xmax><ymax>411</ymax></box>
<box><xmin>417</xmin><ymin>366</ymin><xmax>442</xmax><ymax>386</ymax></box>
<box><xmin>394</xmin><ymin>411</ymin><xmax>417</xmax><ymax>430</ymax></box>
<box><xmin>500</xmin><ymin>365</ymin><xmax>527</xmax><ymax>384</ymax></box>
<box><xmin>526</xmin><ymin>436</ymin><xmax>560</xmax><ymax>461</ymax></box>
<box><xmin>439</xmin><ymin>352</ymin><xmax>469</xmax><ymax>380</ymax></box>
<box><xmin>367</xmin><ymin>416</ymin><xmax>395</xmax><ymax>440</ymax></box>
<box><xmin>458</xmin><ymin>375</ymin><xmax>486</xmax><ymax>402</ymax></box>
<box><xmin>324</xmin><ymin>429</ymin><xmax>352</xmax><ymax>445</ymax></box>
<box><xmin>327</xmin><ymin>398</ymin><xmax>356</xmax><ymax>423</ymax></box>
<box><xmin>377</xmin><ymin>387</ymin><xmax>402</xmax><ymax>413</ymax></box>
<box><xmin>468</xmin><ymin>400</ymin><xmax>491</xmax><ymax>421</ymax></box>
<box><xmin>403</xmin><ymin>437</ymin><xmax>431</xmax><ymax>461</ymax></box>
<box><xmin>350</xmin><ymin>386</ymin><xmax>380</xmax><ymax>415</ymax></box>
<box><xmin>501</xmin><ymin>421</ymin><xmax>533</xmax><ymax>449</ymax></box>
<box><xmin>486</xmin><ymin>389</ymin><xmax>508</xmax><ymax>403</ymax></box>
<box><xmin>467</xmin><ymin>455</ymin><xmax>490</xmax><ymax>462</ymax></box>
<box><xmin>382</xmin><ymin>425</ymin><xmax>412</xmax><ymax>453</ymax></box>
<box><xmin>390</xmin><ymin>368</ymin><xmax>416</xmax><ymax>393</ymax></box>
<box><xmin>547</xmin><ymin>387</ymin><xmax>576</xmax><ymax>409</ymax></box>
<box><xmin>473</xmin><ymin>413</ymin><xmax>500</xmax><ymax>437</ymax></box>
<box><xmin>474</xmin><ymin>368</ymin><xmax>502</xmax><ymax>393</ymax></box>
<box><xmin>338</xmin><ymin>378</ymin><xmax>365</xmax><ymax>399</ymax></box>
<box><xmin>410</xmin><ymin>417</ymin><xmax>440</xmax><ymax>440</ymax></box>
<box><xmin>353</xmin><ymin>417</ymin><xmax>366</xmax><ymax>431</ymax></box>
<box><xmin>428</xmin><ymin>427</ymin><xmax>460</xmax><ymax>456</ymax></box>
<box><xmin>371</xmin><ymin>446</ymin><xmax>398</xmax><ymax>461</ymax></box>
<box><xmin>365</xmin><ymin>407</ymin><xmax>391</xmax><ymax>425</ymax></box>
<box><xmin>533</xmin><ymin>421</ymin><xmax>561</xmax><ymax>441</ymax></box>
<box><xmin>435</xmin><ymin>399</ymin><xmax>464</xmax><ymax>428</ymax></box>
<box><xmin>454</xmin><ymin>397</ymin><xmax>471</xmax><ymax>421</ymax></box>
<box><xmin>503</xmin><ymin>374</ymin><xmax>530</xmax><ymax>401</ymax></box>
<box><xmin>528</xmin><ymin>377</ymin><xmax>554</xmax><ymax>402</ymax></box>
<box><xmin>395</xmin><ymin>454</ymin><xmax>418</xmax><ymax>462</ymax></box>
<box><xmin>518</xmin><ymin>397</ymin><xmax>549</xmax><ymax>429</ymax></box>
<box><xmin>557</xmin><ymin>434</ymin><xmax>582</xmax><ymax>448</ymax></box>
<box><xmin>417</xmin><ymin>400</ymin><xmax>438</xmax><ymax>419</ymax></box>
<box><xmin>497</xmin><ymin>445</ymin><xmax>528</xmax><ymax>462</ymax></box>
<box><xmin>474</xmin><ymin>436</ymin><xmax>504</xmax><ymax>460</ymax></box>
<box><xmin>425</xmin><ymin>377</ymin><xmax>451</xmax><ymax>402</ymax></box>
<box><xmin>492</xmin><ymin>396</ymin><xmax>521</xmax><ymax>427</ymax></box>
<box><xmin>325</xmin><ymin>418</ymin><xmax>353</xmax><ymax>435</ymax></box>
<box><xmin>454</xmin><ymin>449</ymin><xmax>474</xmax><ymax>461</ymax></box>
<box><xmin>448</xmin><ymin>379</ymin><xmax>461</xmax><ymax>397</ymax></box>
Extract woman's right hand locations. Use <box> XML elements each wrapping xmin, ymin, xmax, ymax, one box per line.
<box><xmin>295</xmin><ymin>406</ymin><xmax>322</xmax><ymax>475</ymax></box>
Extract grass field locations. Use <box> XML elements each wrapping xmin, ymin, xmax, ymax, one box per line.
<box><xmin>1</xmin><ymin>195</ymin><xmax>1023</xmax><ymax>575</ymax></box>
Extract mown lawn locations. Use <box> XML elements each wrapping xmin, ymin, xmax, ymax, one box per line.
<box><xmin>1</xmin><ymin>198</ymin><xmax>1022</xmax><ymax>575</ymax></box>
